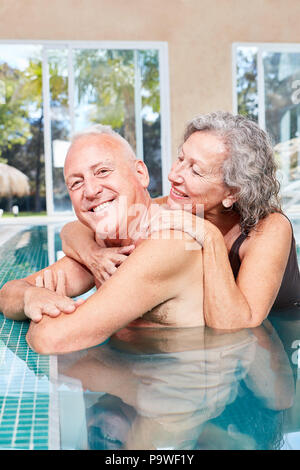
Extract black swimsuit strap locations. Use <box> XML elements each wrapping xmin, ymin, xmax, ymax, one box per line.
<box><xmin>228</xmin><ymin>233</ymin><xmax>248</xmax><ymax>279</ymax></box>
<box><xmin>228</xmin><ymin>233</ymin><xmax>248</xmax><ymax>259</ymax></box>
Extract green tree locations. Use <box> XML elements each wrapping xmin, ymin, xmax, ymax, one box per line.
<box><xmin>0</xmin><ymin>57</ymin><xmax>68</xmax><ymax>212</ymax></box>
<box><xmin>0</xmin><ymin>63</ymin><xmax>31</xmax><ymax>155</ymax></box>
<box><xmin>74</xmin><ymin>49</ymin><xmax>160</xmax><ymax>152</ymax></box>
<box><xmin>236</xmin><ymin>48</ymin><xmax>258</xmax><ymax>122</ymax></box>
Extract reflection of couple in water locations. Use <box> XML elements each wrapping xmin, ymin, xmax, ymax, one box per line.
<box><xmin>59</xmin><ymin>320</ymin><xmax>295</xmax><ymax>450</ymax></box>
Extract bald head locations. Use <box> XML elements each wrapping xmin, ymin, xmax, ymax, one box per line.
<box><xmin>65</xmin><ymin>125</ymin><xmax>136</xmax><ymax>174</ymax></box>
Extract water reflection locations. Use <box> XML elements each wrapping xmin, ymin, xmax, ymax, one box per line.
<box><xmin>58</xmin><ymin>320</ymin><xmax>298</xmax><ymax>450</ymax></box>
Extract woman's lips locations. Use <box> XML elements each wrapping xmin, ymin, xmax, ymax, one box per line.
<box><xmin>170</xmin><ymin>186</ymin><xmax>189</xmax><ymax>200</ymax></box>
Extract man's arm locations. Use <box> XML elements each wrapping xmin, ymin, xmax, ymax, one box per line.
<box><xmin>0</xmin><ymin>256</ymin><xmax>95</xmax><ymax>322</ymax></box>
<box><xmin>26</xmin><ymin>231</ymin><xmax>201</xmax><ymax>355</ymax></box>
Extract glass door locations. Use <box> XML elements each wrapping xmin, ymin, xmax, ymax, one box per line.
<box><xmin>234</xmin><ymin>44</ymin><xmax>300</xmax><ymax>212</ymax></box>
<box><xmin>42</xmin><ymin>43</ymin><xmax>167</xmax><ymax>215</ymax></box>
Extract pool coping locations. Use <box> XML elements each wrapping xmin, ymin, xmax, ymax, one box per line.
<box><xmin>0</xmin><ymin>216</ymin><xmax>76</xmax><ymax>226</ymax></box>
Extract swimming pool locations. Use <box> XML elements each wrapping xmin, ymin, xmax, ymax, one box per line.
<box><xmin>0</xmin><ymin>222</ymin><xmax>300</xmax><ymax>450</ymax></box>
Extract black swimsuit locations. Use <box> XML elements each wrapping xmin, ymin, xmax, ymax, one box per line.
<box><xmin>228</xmin><ymin>226</ymin><xmax>300</xmax><ymax>310</ymax></box>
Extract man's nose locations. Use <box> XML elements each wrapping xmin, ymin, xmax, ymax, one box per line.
<box><xmin>83</xmin><ymin>176</ymin><xmax>103</xmax><ymax>199</ymax></box>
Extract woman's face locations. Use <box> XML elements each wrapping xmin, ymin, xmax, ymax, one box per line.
<box><xmin>167</xmin><ymin>131</ymin><xmax>232</xmax><ymax>215</ymax></box>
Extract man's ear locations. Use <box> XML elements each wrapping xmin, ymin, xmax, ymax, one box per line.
<box><xmin>134</xmin><ymin>160</ymin><xmax>150</xmax><ymax>188</ymax></box>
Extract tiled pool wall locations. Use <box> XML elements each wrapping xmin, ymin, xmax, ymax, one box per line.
<box><xmin>0</xmin><ymin>226</ymin><xmax>59</xmax><ymax>450</ymax></box>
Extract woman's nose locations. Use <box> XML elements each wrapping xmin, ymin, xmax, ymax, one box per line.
<box><xmin>168</xmin><ymin>163</ymin><xmax>184</xmax><ymax>185</ymax></box>
<box><xmin>84</xmin><ymin>176</ymin><xmax>103</xmax><ymax>199</ymax></box>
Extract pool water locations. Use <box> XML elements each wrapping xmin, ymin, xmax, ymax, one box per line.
<box><xmin>0</xmin><ymin>223</ymin><xmax>300</xmax><ymax>450</ymax></box>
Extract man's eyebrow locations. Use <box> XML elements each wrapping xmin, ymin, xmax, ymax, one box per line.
<box><xmin>66</xmin><ymin>159</ymin><xmax>115</xmax><ymax>181</ymax></box>
<box><xmin>91</xmin><ymin>159</ymin><xmax>115</xmax><ymax>170</ymax></box>
<box><xmin>66</xmin><ymin>172</ymin><xmax>83</xmax><ymax>182</ymax></box>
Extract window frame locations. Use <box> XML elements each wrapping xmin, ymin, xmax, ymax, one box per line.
<box><xmin>0</xmin><ymin>39</ymin><xmax>172</xmax><ymax>215</ymax></box>
<box><xmin>232</xmin><ymin>42</ymin><xmax>300</xmax><ymax>130</ymax></box>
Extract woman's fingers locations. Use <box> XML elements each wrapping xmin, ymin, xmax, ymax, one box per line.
<box><xmin>35</xmin><ymin>275</ymin><xmax>44</xmax><ymax>288</ymax></box>
<box><xmin>105</xmin><ymin>262</ymin><xmax>118</xmax><ymax>276</ymax></box>
<box><xmin>56</xmin><ymin>270</ymin><xmax>67</xmax><ymax>296</ymax></box>
<box><xmin>43</xmin><ymin>269</ymin><xmax>55</xmax><ymax>291</ymax></box>
<box><xmin>113</xmin><ymin>254</ymin><xmax>128</xmax><ymax>266</ymax></box>
<box><xmin>149</xmin><ymin>210</ymin><xmax>204</xmax><ymax>246</ymax></box>
<box><xmin>117</xmin><ymin>245</ymin><xmax>135</xmax><ymax>255</ymax></box>
<box><xmin>101</xmin><ymin>271</ymin><xmax>111</xmax><ymax>282</ymax></box>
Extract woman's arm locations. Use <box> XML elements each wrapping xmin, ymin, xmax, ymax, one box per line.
<box><xmin>60</xmin><ymin>220</ymin><xmax>135</xmax><ymax>284</ymax></box>
<box><xmin>152</xmin><ymin>209</ymin><xmax>292</xmax><ymax>329</ymax></box>
<box><xmin>203</xmin><ymin>213</ymin><xmax>292</xmax><ymax>329</ymax></box>
<box><xmin>245</xmin><ymin>321</ymin><xmax>294</xmax><ymax>410</ymax></box>
<box><xmin>60</xmin><ymin>220</ymin><xmax>102</xmax><ymax>263</ymax></box>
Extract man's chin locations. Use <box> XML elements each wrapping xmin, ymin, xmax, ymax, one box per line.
<box><xmin>75</xmin><ymin>212</ymin><xmax>96</xmax><ymax>232</ymax></box>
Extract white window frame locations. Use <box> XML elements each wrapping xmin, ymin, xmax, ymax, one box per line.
<box><xmin>232</xmin><ymin>42</ymin><xmax>300</xmax><ymax>130</ymax></box>
<box><xmin>233</xmin><ymin>42</ymin><xmax>300</xmax><ymax>212</ymax></box>
<box><xmin>0</xmin><ymin>40</ymin><xmax>172</xmax><ymax>216</ymax></box>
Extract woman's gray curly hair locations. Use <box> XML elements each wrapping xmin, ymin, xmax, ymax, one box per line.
<box><xmin>183</xmin><ymin>111</ymin><xmax>282</xmax><ymax>234</ymax></box>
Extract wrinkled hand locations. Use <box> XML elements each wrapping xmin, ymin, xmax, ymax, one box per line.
<box><xmin>148</xmin><ymin>209</ymin><xmax>204</xmax><ymax>247</ymax></box>
<box><xmin>86</xmin><ymin>245</ymin><xmax>136</xmax><ymax>285</ymax></box>
<box><xmin>24</xmin><ymin>269</ymin><xmax>85</xmax><ymax>323</ymax></box>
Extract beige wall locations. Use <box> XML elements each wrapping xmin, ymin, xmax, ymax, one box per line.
<box><xmin>1</xmin><ymin>0</ymin><xmax>300</xmax><ymax>158</ymax></box>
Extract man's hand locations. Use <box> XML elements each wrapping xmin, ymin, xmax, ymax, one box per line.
<box><xmin>85</xmin><ymin>245</ymin><xmax>135</xmax><ymax>285</ymax></box>
<box><xmin>24</xmin><ymin>269</ymin><xmax>85</xmax><ymax>323</ymax></box>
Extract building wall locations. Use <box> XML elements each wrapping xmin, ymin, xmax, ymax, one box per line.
<box><xmin>1</xmin><ymin>0</ymin><xmax>300</xmax><ymax>158</ymax></box>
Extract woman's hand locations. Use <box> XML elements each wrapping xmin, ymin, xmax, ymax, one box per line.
<box><xmin>23</xmin><ymin>269</ymin><xmax>85</xmax><ymax>323</ymax></box>
<box><xmin>148</xmin><ymin>209</ymin><xmax>205</xmax><ymax>247</ymax></box>
<box><xmin>85</xmin><ymin>245</ymin><xmax>136</xmax><ymax>285</ymax></box>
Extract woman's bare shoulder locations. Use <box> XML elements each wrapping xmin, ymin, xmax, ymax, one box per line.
<box><xmin>240</xmin><ymin>212</ymin><xmax>292</xmax><ymax>259</ymax></box>
<box><xmin>255</xmin><ymin>212</ymin><xmax>292</xmax><ymax>236</ymax></box>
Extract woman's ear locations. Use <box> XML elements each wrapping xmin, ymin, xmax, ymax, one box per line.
<box><xmin>222</xmin><ymin>189</ymin><xmax>238</xmax><ymax>208</ymax></box>
<box><xmin>134</xmin><ymin>160</ymin><xmax>150</xmax><ymax>189</ymax></box>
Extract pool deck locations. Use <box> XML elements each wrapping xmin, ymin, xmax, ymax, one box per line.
<box><xmin>0</xmin><ymin>215</ymin><xmax>76</xmax><ymax>226</ymax></box>
<box><xmin>0</xmin><ymin>216</ymin><xmax>76</xmax><ymax>247</ymax></box>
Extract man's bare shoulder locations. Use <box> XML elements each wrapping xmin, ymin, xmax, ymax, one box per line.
<box><xmin>130</xmin><ymin>229</ymin><xmax>202</xmax><ymax>279</ymax></box>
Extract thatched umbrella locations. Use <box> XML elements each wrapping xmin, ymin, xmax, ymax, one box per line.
<box><xmin>0</xmin><ymin>162</ymin><xmax>30</xmax><ymax>198</ymax></box>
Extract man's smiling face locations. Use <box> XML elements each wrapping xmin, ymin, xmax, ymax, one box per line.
<box><xmin>64</xmin><ymin>133</ymin><xmax>149</xmax><ymax>240</ymax></box>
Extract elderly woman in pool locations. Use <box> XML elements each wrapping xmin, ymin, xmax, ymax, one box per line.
<box><xmin>60</xmin><ymin>111</ymin><xmax>300</xmax><ymax>329</ymax></box>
